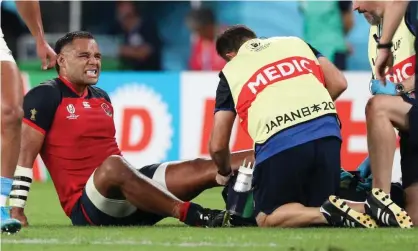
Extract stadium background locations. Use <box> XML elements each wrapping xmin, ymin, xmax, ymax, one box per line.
<box><xmin>1</xmin><ymin>0</ymin><xmax>403</xmax><ymax>182</ymax></box>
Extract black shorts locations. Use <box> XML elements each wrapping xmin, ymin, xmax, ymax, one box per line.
<box><xmin>399</xmin><ymin>95</ymin><xmax>418</xmax><ymax>188</ymax></box>
<box><xmin>70</xmin><ymin>163</ymin><xmax>165</xmax><ymax>226</ymax></box>
<box><xmin>252</xmin><ymin>136</ymin><xmax>341</xmax><ymax>215</ymax></box>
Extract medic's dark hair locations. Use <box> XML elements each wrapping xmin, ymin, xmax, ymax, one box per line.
<box><xmin>215</xmin><ymin>25</ymin><xmax>257</xmax><ymax>61</ymax></box>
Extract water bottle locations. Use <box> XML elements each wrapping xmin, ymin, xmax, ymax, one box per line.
<box><xmin>226</xmin><ymin>160</ymin><xmax>254</xmax><ymax>217</ymax></box>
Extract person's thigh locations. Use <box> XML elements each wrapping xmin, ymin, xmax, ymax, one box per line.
<box><xmin>0</xmin><ymin>61</ymin><xmax>21</xmax><ymax>112</ymax></box>
<box><xmin>367</xmin><ymin>95</ymin><xmax>412</xmax><ymax>131</ymax></box>
<box><xmin>253</xmin><ymin>141</ymin><xmax>315</xmax><ymax>216</ymax></box>
<box><xmin>306</xmin><ymin>137</ymin><xmax>341</xmax><ymax>207</ymax></box>
<box><xmin>70</xmin><ymin>169</ymin><xmax>165</xmax><ymax>226</ymax></box>
<box><xmin>1</xmin><ymin>43</ymin><xmax>23</xmax><ymax>178</ymax></box>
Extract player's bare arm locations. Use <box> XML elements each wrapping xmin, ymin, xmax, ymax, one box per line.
<box><xmin>15</xmin><ymin>0</ymin><xmax>56</xmax><ymax>69</ymax></box>
<box><xmin>379</xmin><ymin>1</ymin><xmax>410</xmax><ymax>44</ymax></box>
<box><xmin>15</xmin><ymin>1</ymin><xmax>45</xmax><ymax>42</ymax></box>
<box><xmin>10</xmin><ymin>123</ymin><xmax>45</xmax><ymax>227</ymax></box>
<box><xmin>317</xmin><ymin>57</ymin><xmax>348</xmax><ymax>101</ymax></box>
<box><xmin>209</xmin><ymin>110</ymin><xmax>236</xmax><ymax>183</ymax></box>
<box><xmin>375</xmin><ymin>1</ymin><xmax>409</xmax><ymax>82</ymax></box>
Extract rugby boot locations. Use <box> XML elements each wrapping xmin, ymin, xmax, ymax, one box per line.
<box><xmin>320</xmin><ymin>195</ymin><xmax>378</xmax><ymax>228</ymax></box>
<box><xmin>1</xmin><ymin>207</ymin><xmax>21</xmax><ymax>234</ymax></box>
<box><xmin>365</xmin><ymin>188</ymin><xmax>413</xmax><ymax>228</ymax></box>
<box><xmin>208</xmin><ymin>210</ymin><xmax>257</xmax><ymax>227</ymax></box>
<box><xmin>181</xmin><ymin>202</ymin><xmax>222</xmax><ymax>227</ymax></box>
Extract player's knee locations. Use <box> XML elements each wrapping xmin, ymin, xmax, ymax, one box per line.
<box><xmin>98</xmin><ymin>155</ymin><xmax>131</xmax><ymax>183</ymax></box>
<box><xmin>1</xmin><ymin>103</ymin><xmax>23</xmax><ymax>127</ymax></box>
<box><xmin>366</xmin><ymin>96</ymin><xmax>387</xmax><ymax>118</ymax></box>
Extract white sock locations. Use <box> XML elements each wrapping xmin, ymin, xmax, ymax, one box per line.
<box><xmin>0</xmin><ymin>195</ymin><xmax>7</xmax><ymax>207</ymax></box>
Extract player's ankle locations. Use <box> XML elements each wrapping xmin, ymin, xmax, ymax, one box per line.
<box><xmin>0</xmin><ymin>177</ymin><xmax>13</xmax><ymax>207</ymax></box>
<box><xmin>179</xmin><ymin>202</ymin><xmax>191</xmax><ymax>222</ymax></box>
<box><xmin>179</xmin><ymin>202</ymin><xmax>203</xmax><ymax>226</ymax></box>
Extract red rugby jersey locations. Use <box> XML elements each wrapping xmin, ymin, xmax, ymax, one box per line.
<box><xmin>23</xmin><ymin>77</ymin><xmax>121</xmax><ymax>216</ymax></box>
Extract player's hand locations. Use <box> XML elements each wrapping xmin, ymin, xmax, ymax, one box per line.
<box><xmin>36</xmin><ymin>39</ymin><xmax>57</xmax><ymax>70</ymax></box>
<box><xmin>374</xmin><ymin>48</ymin><xmax>394</xmax><ymax>85</ymax></box>
<box><xmin>216</xmin><ymin>169</ymin><xmax>233</xmax><ymax>186</ymax></box>
<box><xmin>370</xmin><ymin>79</ymin><xmax>397</xmax><ymax>95</ymax></box>
<box><xmin>10</xmin><ymin>207</ymin><xmax>29</xmax><ymax>227</ymax></box>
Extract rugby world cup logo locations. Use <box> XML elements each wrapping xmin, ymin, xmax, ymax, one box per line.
<box><xmin>66</xmin><ymin>104</ymin><xmax>79</xmax><ymax>120</ymax></box>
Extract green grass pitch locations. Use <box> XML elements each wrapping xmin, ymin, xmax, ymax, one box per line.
<box><xmin>2</xmin><ymin>182</ymin><xmax>418</xmax><ymax>251</ymax></box>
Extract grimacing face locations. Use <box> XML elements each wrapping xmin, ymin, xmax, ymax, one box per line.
<box><xmin>58</xmin><ymin>38</ymin><xmax>101</xmax><ymax>85</ymax></box>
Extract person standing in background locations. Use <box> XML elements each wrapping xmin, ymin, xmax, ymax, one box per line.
<box><xmin>116</xmin><ymin>1</ymin><xmax>162</xmax><ymax>71</ymax></box>
<box><xmin>186</xmin><ymin>7</ymin><xmax>226</xmax><ymax>71</ymax></box>
<box><xmin>1</xmin><ymin>0</ymin><xmax>56</xmax><ymax>234</ymax></box>
<box><xmin>300</xmin><ymin>1</ymin><xmax>354</xmax><ymax>70</ymax></box>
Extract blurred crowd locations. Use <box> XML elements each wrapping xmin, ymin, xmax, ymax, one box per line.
<box><xmin>1</xmin><ymin>1</ymin><xmax>366</xmax><ymax>72</ymax></box>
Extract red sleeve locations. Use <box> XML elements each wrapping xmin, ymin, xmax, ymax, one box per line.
<box><xmin>23</xmin><ymin>84</ymin><xmax>60</xmax><ymax>135</ymax></box>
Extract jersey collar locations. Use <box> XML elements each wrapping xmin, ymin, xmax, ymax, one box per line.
<box><xmin>59</xmin><ymin>76</ymin><xmax>88</xmax><ymax>98</ymax></box>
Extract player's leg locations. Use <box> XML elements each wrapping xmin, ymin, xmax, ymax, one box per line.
<box><xmin>308</xmin><ymin>137</ymin><xmax>376</xmax><ymax>228</ymax></box>
<box><xmin>161</xmin><ymin>150</ymin><xmax>254</xmax><ymax>201</ymax></box>
<box><xmin>70</xmin><ymin>173</ymin><xmax>167</xmax><ymax>226</ymax></box>
<box><xmin>253</xmin><ymin>141</ymin><xmax>329</xmax><ymax>228</ymax></box>
<box><xmin>407</xmin><ymin>23</ymin><xmax>418</xmax><ymax>226</ymax></box>
<box><xmin>87</xmin><ymin>155</ymin><xmax>218</xmax><ymax>226</ymax></box>
<box><xmin>399</xmin><ymin>103</ymin><xmax>418</xmax><ymax>225</ymax></box>
<box><xmin>365</xmin><ymin>95</ymin><xmax>411</xmax><ymax>193</ymax></box>
<box><xmin>365</xmin><ymin>95</ymin><xmax>413</xmax><ymax>228</ymax></box>
<box><xmin>0</xmin><ymin>42</ymin><xmax>23</xmax><ymax>233</ymax></box>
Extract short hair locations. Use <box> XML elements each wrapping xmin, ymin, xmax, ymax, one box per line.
<box><xmin>54</xmin><ymin>31</ymin><xmax>95</xmax><ymax>73</ymax></box>
<box><xmin>215</xmin><ymin>25</ymin><xmax>257</xmax><ymax>61</ymax></box>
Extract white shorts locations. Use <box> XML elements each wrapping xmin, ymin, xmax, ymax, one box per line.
<box><xmin>84</xmin><ymin>162</ymin><xmax>177</xmax><ymax>218</ymax></box>
<box><xmin>0</xmin><ymin>37</ymin><xmax>15</xmax><ymax>63</ymax></box>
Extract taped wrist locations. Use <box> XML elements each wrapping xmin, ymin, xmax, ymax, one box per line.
<box><xmin>9</xmin><ymin>166</ymin><xmax>33</xmax><ymax>208</ymax></box>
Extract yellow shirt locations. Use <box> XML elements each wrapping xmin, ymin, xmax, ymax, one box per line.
<box><xmin>368</xmin><ymin>17</ymin><xmax>415</xmax><ymax>83</ymax></box>
<box><xmin>222</xmin><ymin>36</ymin><xmax>337</xmax><ymax>144</ymax></box>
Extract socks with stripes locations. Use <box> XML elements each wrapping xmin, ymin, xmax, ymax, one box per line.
<box><xmin>0</xmin><ymin>177</ymin><xmax>13</xmax><ymax>207</ymax></box>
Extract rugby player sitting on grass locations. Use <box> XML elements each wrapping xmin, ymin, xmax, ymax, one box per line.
<box><xmin>9</xmin><ymin>31</ymin><xmax>240</xmax><ymax>227</ymax></box>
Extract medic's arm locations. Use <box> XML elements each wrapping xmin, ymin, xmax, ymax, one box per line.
<box><xmin>308</xmin><ymin>44</ymin><xmax>348</xmax><ymax>100</ymax></box>
<box><xmin>209</xmin><ymin>73</ymin><xmax>236</xmax><ymax>176</ymax></box>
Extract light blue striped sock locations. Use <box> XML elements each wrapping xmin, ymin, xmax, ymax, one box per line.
<box><xmin>1</xmin><ymin>177</ymin><xmax>13</xmax><ymax>207</ymax></box>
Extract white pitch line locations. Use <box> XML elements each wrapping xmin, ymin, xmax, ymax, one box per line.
<box><xmin>2</xmin><ymin>238</ymin><xmax>280</xmax><ymax>248</ymax></box>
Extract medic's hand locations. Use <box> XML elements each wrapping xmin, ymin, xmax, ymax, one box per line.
<box><xmin>370</xmin><ymin>79</ymin><xmax>397</xmax><ymax>95</ymax></box>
